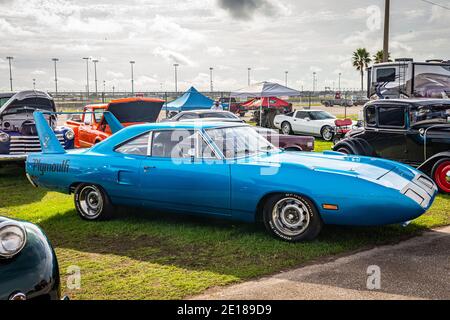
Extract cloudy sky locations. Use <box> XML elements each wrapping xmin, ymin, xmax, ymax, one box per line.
<box><xmin>0</xmin><ymin>0</ymin><xmax>449</xmax><ymax>92</ymax></box>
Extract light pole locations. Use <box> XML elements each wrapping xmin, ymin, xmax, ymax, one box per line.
<box><xmin>247</xmin><ymin>67</ymin><xmax>251</xmax><ymax>86</ymax></box>
<box><xmin>285</xmin><ymin>71</ymin><xmax>288</xmax><ymax>87</ymax></box>
<box><xmin>383</xmin><ymin>0</ymin><xmax>390</xmax><ymax>62</ymax></box>
<box><xmin>32</xmin><ymin>78</ymin><xmax>36</xmax><ymax>90</ymax></box>
<box><xmin>92</xmin><ymin>59</ymin><xmax>99</xmax><ymax>95</ymax></box>
<box><xmin>209</xmin><ymin>67</ymin><xmax>214</xmax><ymax>92</ymax></box>
<box><xmin>130</xmin><ymin>61</ymin><xmax>135</xmax><ymax>95</ymax></box>
<box><xmin>6</xmin><ymin>56</ymin><xmax>13</xmax><ymax>91</ymax></box>
<box><xmin>82</xmin><ymin>57</ymin><xmax>90</xmax><ymax>97</ymax></box>
<box><xmin>52</xmin><ymin>58</ymin><xmax>59</xmax><ymax>95</ymax></box>
<box><xmin>312</xmin><ymin>72</ymin><xmax>317</xmax><ymax>92</ymax></box>
<box><xmin>173</xmin><ymin>63</ymin><xmax>179</xmax><ymax>92</ymax></box>
<box><xmin>338</xmin><ymin>72</ymin><xmax>342</xmax><ymax>92</ymax></box>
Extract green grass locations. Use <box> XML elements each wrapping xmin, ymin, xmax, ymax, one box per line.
<box><xmin>0</xmin><ymin>151</ymin><xmax>449</xmax><ymax>299</ymax></box>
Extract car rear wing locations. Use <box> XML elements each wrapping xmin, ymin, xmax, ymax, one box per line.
<box><xmin>33</xmin><ymin>111</ymin><xmax>124</xmax><ymax>154</ymax></box>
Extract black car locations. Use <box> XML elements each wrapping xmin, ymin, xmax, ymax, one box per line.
<box><xmin>0</xmin><ymin>216</ymin><xmax>62</xmax><ymax>300</ymax></box>
<box><xmin>333</xmin><ymin>99</ymin><xmax>450</xmax><ymax>193</ymax></box>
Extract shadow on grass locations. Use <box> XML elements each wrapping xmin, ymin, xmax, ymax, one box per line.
<box><xmin>0</xmin><ymin>164</ymin><xmax>49</xmax><ymax>207</ymax></box>
<box><xmin>38</xmin><ymin>207</ymin><xmax>428</xmax><ymax>279</ymax></box>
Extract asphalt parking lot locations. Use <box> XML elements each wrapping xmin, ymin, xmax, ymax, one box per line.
<box><xmin>194</xmin><ymin>226</ymin><xmax>450</xmax><ymax>300</ymax></box>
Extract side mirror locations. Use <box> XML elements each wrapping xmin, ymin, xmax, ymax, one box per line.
<box><xmin>305</xmin><ymin>117</ymin><xmax>310</xmax><ymax>121</ymax></box>
<box><xmin>419</xmin><ymin>128</ymin><xmax>425</xmax><ymax>136</ymax></box>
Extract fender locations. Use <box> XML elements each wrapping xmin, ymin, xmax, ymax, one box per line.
<box><xmin>333</xmin><ymin>138</ymin><xmax>375</xmax><ymax>156</ymax></box>
<box><xmin>418</xmin><ymin>151</ymin><xmax>450</xmax><ymax>175</ymax></box>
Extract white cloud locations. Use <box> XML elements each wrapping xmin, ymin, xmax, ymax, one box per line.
<box><xmin>31</xmin><ymin>70</ymin><xmax>46</xmax><ymax>75</ymax></box>
<box><xmin>153</xmin><ymin>47</ymin><xmax>195</xmax><ymax>66</ymax></box>
<box><xmin>207</xmin><ymin>46</ymin><xmax>225</xmax><ymax>57</ymax></box>
<box><xmin>106</xmin><ymin>71</ymin><xmax>124</xmax><ymax>78</ymax></box>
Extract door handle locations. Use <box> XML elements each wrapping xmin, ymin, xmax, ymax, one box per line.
<box><xmin>143</xmin><ymin>166</ymin><xmax>156</xmax><ymax>172</ymax></box>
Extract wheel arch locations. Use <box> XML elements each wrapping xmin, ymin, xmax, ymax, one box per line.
<box><xmin>418</xmin><ymin>151</ymin><xmax>450</xmax><ymax>175</ymax></box>
<box><xmin>283</xmin><ymin>145</ymin><xmax>303</xmax><ymax>152</ymax></box>
<box><xmin>255</xmin><ymin>191</ymin><xmax>321</xmax><ymax>222</ymax></box>
<box><xmin>333</xmin><ymin>138</ymin><xmax>374</xmax><ymax>156</ymax></box>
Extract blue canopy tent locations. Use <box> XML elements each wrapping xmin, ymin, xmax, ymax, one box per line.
<box><xmin>164</xmin><ymin>87</ymin><xmax>214</xmax><ymax>112</ymax></box>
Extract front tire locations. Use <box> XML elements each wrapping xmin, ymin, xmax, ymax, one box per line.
<box><xmin>74</xmin><ymin>184</ymin><xmax>114</xmax><ymax>220</ymax></box>
<box><xmin>281</xmin><ymin>122</ymin><xmax>293</xmax><ymax>135</ymax></box>
<box><xmin>263</xmin><ymin>194</ymin><xmax>323</xmax><ymax>242</ymax></box>
<box><xmin>321</xmin><ymin>125</ymin><xmax>334</xmax><ymax>141</ymax></box>
<box><xmin>432</xmin><ymin>159</ymin><xmax>450</xmax><ymax>194</ymax></box>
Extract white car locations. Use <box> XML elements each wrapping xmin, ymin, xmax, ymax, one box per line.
<box><xmin>274</xmin><ymin>109</ymin><xmax>348</xmax><ymax>141</ymax></box>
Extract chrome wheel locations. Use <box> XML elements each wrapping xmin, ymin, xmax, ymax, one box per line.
<box><xmin>272</xmin><ymin>197</ymin><xmax>310</xmax><ymax>236</ymax></box>
<box><xmin>321</xmin><ymin>126</ymin><xmax>333</xmax><ymax>141</ymax></box>
<box><xmin>78</xmin><ymin>186</ymin><xmax>103</xmax><ymax>218</ymax></box>
<box><xmin>281</xmin><ymin>123</ymin><xmax>291</xmax><ymax>135</ymax></box>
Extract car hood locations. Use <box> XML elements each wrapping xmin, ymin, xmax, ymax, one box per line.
<box><xmin>246</xmin><ymin>151</ymin><xmax>415</xmax><ymax>182</ymax></box>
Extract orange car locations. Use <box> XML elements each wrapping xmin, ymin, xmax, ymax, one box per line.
<box><xmin>66</xmin><ymin>97</ymin><xmax>164</xmax><ymax>148</ymax></box>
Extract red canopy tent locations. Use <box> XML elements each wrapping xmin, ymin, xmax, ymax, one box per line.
<box><xmin>241</xmin><ymin>97</ymin><xmax>292</xmax><ymax>111</ymax></box>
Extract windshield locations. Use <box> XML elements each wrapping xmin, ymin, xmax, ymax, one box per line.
<box><xmin>200</xmin><ymin>112</ymin><xmax>238</xmax><ymax>119</ymax></box>
<box><xmin>310</xmin><ymin>111</ymin><xmax>335</xmax><ymax>120</ymax></box>
<box><xmin>411</xmin><ymin>105</ymin><xmax>450</xmax><ymax>125</ymax></box>
<box><xmin>206</xmin><ymin>126</ymin><xmax>278</xmax><ymax>158</ymax></box>
<box><xmin>0</xmin><ymin>97</ymin><xmax>10</xmax><ymax>108</ymax></box>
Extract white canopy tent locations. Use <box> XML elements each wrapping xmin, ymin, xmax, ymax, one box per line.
<box><xmin>230</xmin><ymin>81</ymin><xmax>302</xmax><ymax>125</ymax></box>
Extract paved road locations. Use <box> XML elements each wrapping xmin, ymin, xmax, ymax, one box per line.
<box><xmin>194</xmin><ymin>226</ymin><xmax>450</xmax><ymax>300</ymax></box>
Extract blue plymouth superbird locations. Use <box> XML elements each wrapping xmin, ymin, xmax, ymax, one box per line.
<box><xmin>25</xmin><ymin>111</ymin><xmax>438</xmax><ymax>242</ymax></box>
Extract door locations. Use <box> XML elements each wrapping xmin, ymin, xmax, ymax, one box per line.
<box><xmin>364</xmin><ymin>104</ymin><xmax>408</xmax><ymax>162</ymax></box>
<box><xmin>140</xmin><ymin>129</ymin><xmax>231</xmax><ymax>216</ymax></box>
<box><xmin>78</xmin><ymin>109</ymin><xmax>94</xmax><ymax>147</ymax></box>
<box><xmin>291</xmin><ymin>111</ymin><xmax>311</xmax><ymax>134</ymax></box>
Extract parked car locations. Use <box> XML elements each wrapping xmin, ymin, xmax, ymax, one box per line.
<box><xmin>219</xmin><ymin>97</ymin><xmax>247</xmax><ymax>116</ymax></box>
<box><xmin>333</xmin><ymin>99</ymin><xmax>450</xmax><ymax>193</ymax></box>
<box><xmin>161</xmin><ymin>110</ymin><xmax>244</xmax><ymax>123</ymax></box>
<box><xmin>0</xmin><ymin>216</ymin><xmax>61</xmax><ymax>300</ymax></box>
<box><xmin>26</xmin><ymin>111</ymin><xmax>437</xmax><ymax>242</ymax></box>
<box><xmin>253</xmin><ymin>127</ymin><xmax>314</xmax><ymax>152</ymax></box>
<box><xmin>162</xmin><ymin>112</ymin><xmax>314</xmax><ymax>151</ymax></box>
<box><xmin>274</xmin><ymin>109</ymin><xmax>356</xmax><ymax>141</ymax></box>
<box><xmin>0</xmin><ymin>90</ymin><xmax>74</xmax><ymax>162</ymax></box>
<box><xmin>321</xmin><ymin>92</ymin><xmax>353</xmax><ymax>107</ymax></box>
<box><xmin>66</xmin><ymin>97</ymin><xmax>164</xmax><ymax>148</ymax></box>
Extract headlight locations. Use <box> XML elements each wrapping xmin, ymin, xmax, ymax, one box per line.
<box><xmin>0</xmin><ymin>132</ymin><xmax>9</xmax><ymax>143</ymax></box>
<box><xmin>0</xmin><ymin>221</ymin><xmax>27</xmax><ymax>259</ymax></box>
<box><xmin>65</xmin><ymin>129</ymin><xmax>75</xmax><ymax>140</ymax></box>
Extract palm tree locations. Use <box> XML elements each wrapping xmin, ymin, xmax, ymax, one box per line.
<box><xmin>352</xmin><ymin>48</ymin><xmax>372</xmax><ymax>91</ymax></box>
<box><xmin>373</xmin><ymin>50</ymin><xmax>392</xmax><ymax>64</ymax></box>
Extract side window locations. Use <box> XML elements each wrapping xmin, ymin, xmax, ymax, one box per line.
<box><xmin>151</xmin><ymin>130</ymin><xmax>195</xmax><ymax>158</ymax></box>
<box><xmin>197</xmin><ymin>133</ymin><xmax>217</xmax><ymax>159</ymax></box>
<box><xmin>365</xmin><ymin>106</ymin><xmax>377</xmax><ymax>126</ymax></box>
<box><xmin>84</xmin><ymin>111</ymin><xmax>92</xmax><ymax>125</ymax></box>
<box><xmin>94</xmin><ymin>110</ymin><xmax>103</xmax><ymax>122</ymax></box>
<box><xmin>296</xmin><ymin>111</ymin><xmax>307</xmax><ymax>119</ymax></box>
<box><xmin>115</xmin><ymin>133</ymin><xmax>150</xmax><ymax>156</ymax></box>
<box><xmin>376</xmin><ymin>68</ymin><xmax>396</xmax><ymax>82</ymax></box>
<box><xmin>179</xmin><ymin>113</ymin><xmax>198</xmax><ymax>120</ymax></box>
<box><xmin>378</xmin><ymin>106</ymin><xmax>405</xmax><ymax>128</ymax></box>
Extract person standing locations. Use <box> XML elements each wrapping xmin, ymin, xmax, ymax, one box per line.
<box><xmin>211</xmin><ymin>99</ymin><xmax>223</xmax><ymax>110</ymax></box>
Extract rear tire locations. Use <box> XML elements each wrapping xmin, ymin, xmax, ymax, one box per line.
<box><xmin>263</xmin><ymin>193</ymin><xmax>323</xmax><ymax>242</ymax></box>
<box><xmin>432</xmin><ymin>159</ymin><xmax>450</xmax><ymax>194</ymax></box>
<box><xmin>74</xmin><ymin>184</ymin><xmax>115</xmax><ymax>220</ymax></box>
<box><xmin>321</xmin><ymin>125</ymin><xmax>334</xmax><ymax>141</ymax></box>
